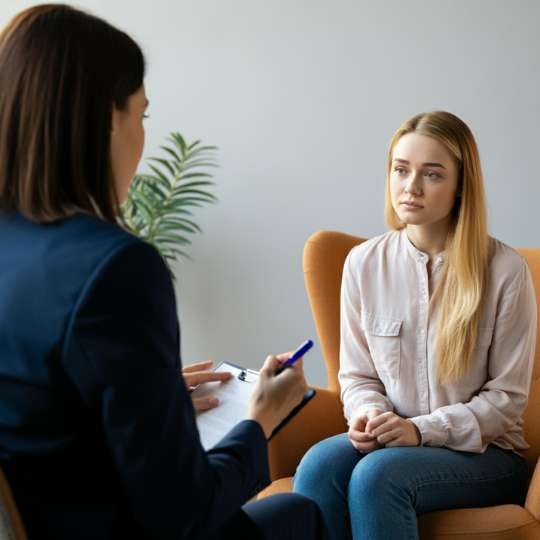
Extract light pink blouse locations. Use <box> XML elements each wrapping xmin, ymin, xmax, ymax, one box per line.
<box><xmin>339</xmin><ymin>229</ymin><xmax>537</xmax><ymax>454</ymax></box>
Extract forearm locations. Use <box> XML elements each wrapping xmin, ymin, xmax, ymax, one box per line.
<box><xmin>339</xmin><ymin>251</ymin><xmax>394</xmax><ymax>421</ymax></box>
<box><xmin>101</xmin><ymin>374</ymin><xmax>271</xmax><ymax>540</ymax></box>
<box><xmin>340</xmin><ymin>378</ymin><xmax>394</xmax><ymax>422</ymax></box>
<box><xmin>411</xmin><ymin>263</ymin><xmax>536</xmax><ymax>454</ymax></box>
<box><xmin>410</xmin><ymin>388</ymin><xmax>528</xmax><ymax>453</ymax></box>
<box><xmin>194</xmin><ymin>420</ymin><xmax>270</xmax><ymax>536</ymax></box>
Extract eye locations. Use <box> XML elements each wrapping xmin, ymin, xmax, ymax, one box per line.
<box><xmin>393</xmin><ymin>166</ymin><xmax>407</xmax><ymax>175</ymax></box>
<box><xmin>424</xmin><ymin>170</ymin><xmax>441</xmax><ymax>179</ymax></box>
<box><xmin>143</xmin><ymin>113</ymin><xmax>150</xmax><ymax>120</ymax></box>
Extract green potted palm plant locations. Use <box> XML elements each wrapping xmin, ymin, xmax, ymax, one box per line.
<box><xmin>122</xmin><ymin>132</ymin><xmax>218</xmax><ymax>274</ymax></box>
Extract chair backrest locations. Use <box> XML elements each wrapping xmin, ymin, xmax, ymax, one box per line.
<box><xmin>303</xmin><ymin>230</ymin><xmax>540</xmax><ymax>467</ymax></box>
<box><xmin>0</xmin><ymin>467</ymin><xmax>26</xmax><ymax>540</ymax></box>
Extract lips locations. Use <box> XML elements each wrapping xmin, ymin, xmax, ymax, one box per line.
<box><xmin>401</xmin><ymin>201</ymin><xmax>423</xmax><ymax>208</ymax></box>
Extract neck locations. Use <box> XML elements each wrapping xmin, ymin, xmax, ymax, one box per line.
<box><xmin>406</xmin><ymin>219</ymin><xmax>451</xmax><ymax>260</ymax></box>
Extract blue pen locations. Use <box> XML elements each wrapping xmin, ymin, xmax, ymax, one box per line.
<box><xmin>276</xmin><ymin>339</ymin><xmax>314</xmax><ymax>373</ymax></box>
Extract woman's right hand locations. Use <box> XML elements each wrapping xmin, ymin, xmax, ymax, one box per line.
<box><xmin>348</xmin><ymin>408</ymin><xmax>384</xmax><ymax>453</ymax></box>
<box><xmin>247</xmin><ymin>353</ymin><xmax>308</xmax><ymax>438</ymax></box>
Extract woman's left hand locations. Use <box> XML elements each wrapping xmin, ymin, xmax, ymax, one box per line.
<box><xmin>182</xmin><ymin>360</ymin><xmax>233</xmax><ymax>412</ymax></box>
<box><xmin>366</xmin><ymin>411</ymin><xmax>421</xmax><ymax>447</ymax></box>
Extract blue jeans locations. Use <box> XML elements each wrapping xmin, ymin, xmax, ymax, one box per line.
<box><xmin>293</xmin><ymin>433</ymin><xmax>529</xmax><ymax>540</ymax></box>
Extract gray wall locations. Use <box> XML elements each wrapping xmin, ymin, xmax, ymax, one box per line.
<box><xmin>2</xmin><ymin>1</ymin><xmax>539</xmax><ymax>387</ymax></box>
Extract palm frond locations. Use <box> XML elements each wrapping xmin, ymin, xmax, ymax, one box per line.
<box><xmin>122</xmin><ymin>132</ymin><xmax>218</xmax><ymax>278</ymax></box>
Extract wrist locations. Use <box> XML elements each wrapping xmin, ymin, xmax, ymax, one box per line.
<box><xmin>247</xmin><ymin>410</ymin><xmax>275</xmax><ymax>439</ymax></box>
<box><xmin>408</xmin><ymin>419</ymin><xmax>422</xmax><ymax>446</ymax></box>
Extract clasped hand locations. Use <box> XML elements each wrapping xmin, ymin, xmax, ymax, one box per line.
<box><xmin>348</xmin><ymin>409</ymin><xmax>421</xmax><ymax>453</ymax></box>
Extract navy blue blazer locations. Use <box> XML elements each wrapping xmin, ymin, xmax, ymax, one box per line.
<box><xmin>0</xmin><ymin>212</ymin><xmax>269</xmax><ymax>539</ymax></box>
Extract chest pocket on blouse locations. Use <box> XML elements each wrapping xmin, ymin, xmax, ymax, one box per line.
<box><xmin>361</xmin><ymin>313</ymin><xmax>403</xmax><ymax>381</ymax></box>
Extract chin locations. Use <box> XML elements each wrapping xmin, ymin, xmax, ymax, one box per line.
<box><xmin>396</xmin><ymin>213</ymin><xmax>428</xmax><ymax>226</ymax></box>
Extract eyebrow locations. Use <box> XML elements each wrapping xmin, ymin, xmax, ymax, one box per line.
<box><xmin>393</xmin><ymin>158</ymin><xmax>446</xmax><ymax>169</ymax></box>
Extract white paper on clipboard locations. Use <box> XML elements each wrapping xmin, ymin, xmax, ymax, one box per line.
<box><xmin>193</xmin><ymin>361</ymin><xmax>259</xmax><ymax>450</ymax></box>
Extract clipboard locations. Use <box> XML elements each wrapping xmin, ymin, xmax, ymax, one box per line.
<box><xmin>193</xmin><ymin>361</ymin><xmax>316</xmax><ymax>450</ymax></box>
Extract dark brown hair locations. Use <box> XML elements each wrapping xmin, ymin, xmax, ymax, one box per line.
<box><xmin>0</xmin><ymin>4</ymin><xmax>145</xmax><ymax>223</ymax></box>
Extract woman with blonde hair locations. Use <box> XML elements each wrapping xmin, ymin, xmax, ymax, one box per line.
<box><xmin>294</xmin><ymin>110</ymin><xmax>536</xmax><ymax>539</ymax></box>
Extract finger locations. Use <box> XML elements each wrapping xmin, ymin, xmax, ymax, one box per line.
<box><xmin>276</xmin><ymin>354</ymin><xmax>304</xmax><ymax>374</ymax></box>
<box><xmin>350</xmin><ymin>415</ymin><xmax>368</xmax><ymax>431</ymax></box>
<box><xmin>377</xmin><ymin>428</ymin><xmax>401</xmax><ymax>445</ymax></box>
<box><xmin>371</xmin><ymin>418</ymin><xmax>399</xmax><ymax>438</ymax></box>
<box><xmin>384</xmin><ymin>438</ymin><xmax>409</xmax><ymax>448</ymax></box>
<box><xmin>186</xmin><ymin>370</ymin><xmax>233</xmax><ymax>385</ymax></box>
<box><xmin>276</xmin><ymin>351</ymin><xmax>294</xmax><ymax>362</ymax></box>
<box><xmin>366</xmin><ymin>408</ymin><xmax>384</xmax><ymax>420</ymax></box>
<box><xmin>351</xmin><ymin>439</ymin><xmax>379</xmax><ymax>453</ymax></box>
<box><xmin>348</xmin><ymin>429</ymin><xmax>376</xmax><ymax>443</ymax></box>
<box><xmin>366</xmin><ymin>412</ymin><xmax>394</xmax><ymax>432</ymax></box>
<box><xmin>261</xmin><ymin>355</ymin><xmax>303</xmax><ymax>378</ymax></box>
<box><xmin>260</xmin><ymin>355</ymin><xmax>282</xmax><ymax>376</ymax></box>
<box><xmin>182</xmin><ymin>360</ymin><xmax>214</xmax><ymax>373</ymax></box>
<box><xmin>184</xmin><ymin>370</ymin><xmax>233</xmax><ymax>386</ymax></box>
<box><xmin>192</xmin><ymin>396</ymin><xmax>220</xmax><ymax>412</ymax></box>
<box><xmin>290</xmin><ymin>357</ymin><xmax>304</xmax><ymax>369</ymax></box>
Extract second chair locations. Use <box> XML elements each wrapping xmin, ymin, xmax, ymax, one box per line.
<box><xmin>258</xmin><ymin>230</ymin><xmax>540</xmax><ymax>540</ymax></box>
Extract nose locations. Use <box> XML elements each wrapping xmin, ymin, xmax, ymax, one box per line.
<box><xmin>405</xmin><ymin>171</ymin><xmax>423</xmax><ymax>196</ymax></box>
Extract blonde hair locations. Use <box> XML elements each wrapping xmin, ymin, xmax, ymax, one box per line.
<box><xmin>384</xmin><ymin>111</ymin><xmax>489</xmax><ymax>383</ymax></box>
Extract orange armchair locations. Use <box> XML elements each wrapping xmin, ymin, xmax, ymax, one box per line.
<box><xmin>259</xmin><ymin>230</ymin><xmax>540</xmax><ymax>539</ymax></box>
<box><xmin>0</xmin><ymin>467</ymin><xmax>27</xmax><ymax>540</ymax></box>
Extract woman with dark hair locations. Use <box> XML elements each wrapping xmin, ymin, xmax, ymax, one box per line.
<box><xmin>0</xmin><ymin>5</ymin><xmax>326</xmax><ymax>539</ymax></box>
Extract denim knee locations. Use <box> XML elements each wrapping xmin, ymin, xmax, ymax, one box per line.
<box><xmin>349</xmin><ymin>448</ymin><xmax>414</xmax><ymax>501</ymax></box>
<box><xmin>294</xmin><ymin>433</ymin><xmax>359</xmax><ymax>495</ymax></box>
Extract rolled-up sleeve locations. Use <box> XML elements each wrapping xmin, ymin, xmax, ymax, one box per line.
<box><xmin>339</xmin><ymin>250</ymin><xmax>394</xmax><ymax>422</ymax></box>
<box><xmin>411</xmin><ymin>261</ymin><xmax>537</xmax><ymax>453</ymax></box>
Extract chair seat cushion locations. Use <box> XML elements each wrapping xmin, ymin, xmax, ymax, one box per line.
<box><xmin>257</xmin><ymin>477</ymin><xmax>294</xmax><ymax>499</ymax></box>
<box><xmin>0</xmin><ymin>468</ymin><xmax>26</xmax><ymax>539</ymax></box>
<box><xmin>258</xmin><ymin>477</ymin><xmax>540</xmax><ymax>539</ymax></box>
<box><xmin>418</xmin><ymin>505</ymin><xmax>540</xmax><ymax>539</ymax></box>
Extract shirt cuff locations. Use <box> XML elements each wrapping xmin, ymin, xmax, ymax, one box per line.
<box><xmin>409</xmin><ymin>414</ymin><xmax>448</xmax><ymax>447</ymax></box>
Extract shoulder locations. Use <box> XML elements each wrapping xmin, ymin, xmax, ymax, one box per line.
<box><xmin>62</xmin><ymin>216</ymin><xmax>171</xmax><ymax>309</ymax></box>
<box><xmin>36</xmin><ymin>214</ymin><xmax>158</xmax><ymax>291</ymax></box>
<box><xmin>0</xmin><ymin>211</ymin><xmax>153</xmax><ymax>283</ymax></box>
<box><xmin>16</xmin><ymin>212</ymin><xmax>170</xmax><ymax>311</ymax></box>
<box><xmin>49</xmin><ymin>213</ymin><xmax>141</xmax><ymax>258</ymax></box>
<box><xmin>488</xmin><ymin>237</ymin><xmax>530</xmax><ymax>287</ymax></box>
<box><xmin>72</xmin><ymin>238</ymin><xmax>174</xmax><ymax>324</ymax></box>
<box><xmin>345</xmin><ymin>229</ymin><xmax>401</xmax><ymax>272</ymax></box>
<box><xmin>63</xmin><ymin>218</ymin><xmax>176</xmax><ymax>347</ymax></box>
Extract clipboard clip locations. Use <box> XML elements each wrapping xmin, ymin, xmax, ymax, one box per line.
<box><xmin>238</xmin><ymin>369</ymin><xmax>247</xmax><ymax>381</ymax></box>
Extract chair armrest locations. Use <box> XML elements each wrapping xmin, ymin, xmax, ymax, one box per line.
<box><xmin>0</xmin><ymin>467</ymin><xmax>27</xmax><ymax>540</ymax></box>
<box><xmin>267</xmin><ymin>387</ymin><xmax>347</xmax><ymax>480</ymax></box>
<box><xmin>525</xmin><ymin>457</ymin><xmax>540</xmax><ymax>521</ymax></box>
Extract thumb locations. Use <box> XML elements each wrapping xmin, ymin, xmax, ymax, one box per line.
<box><xmin>289</xmin><ymin>357</ymin><xmax>304</xmax><ymax>372</ymax></box>
<box><xmin>260</xmin><ymin>355</ymin><xmax>282</xmax><ymax>378</ymax></box>
<box><xmin>351</xmin><ymin>414</ymin><xmax>368</xmax><ymax>431</ymax></box>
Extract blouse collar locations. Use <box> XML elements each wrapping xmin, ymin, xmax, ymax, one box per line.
<box><xmin>401</xmin><ymin>228</ymin><xmax>445</xmax><ymax>267</ymax></box>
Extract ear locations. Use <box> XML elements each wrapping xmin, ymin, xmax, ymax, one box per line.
<box><xmin>110</xmin><ymin>105</ymin><xmax>120</xmax><ymax>134</ymax></box>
